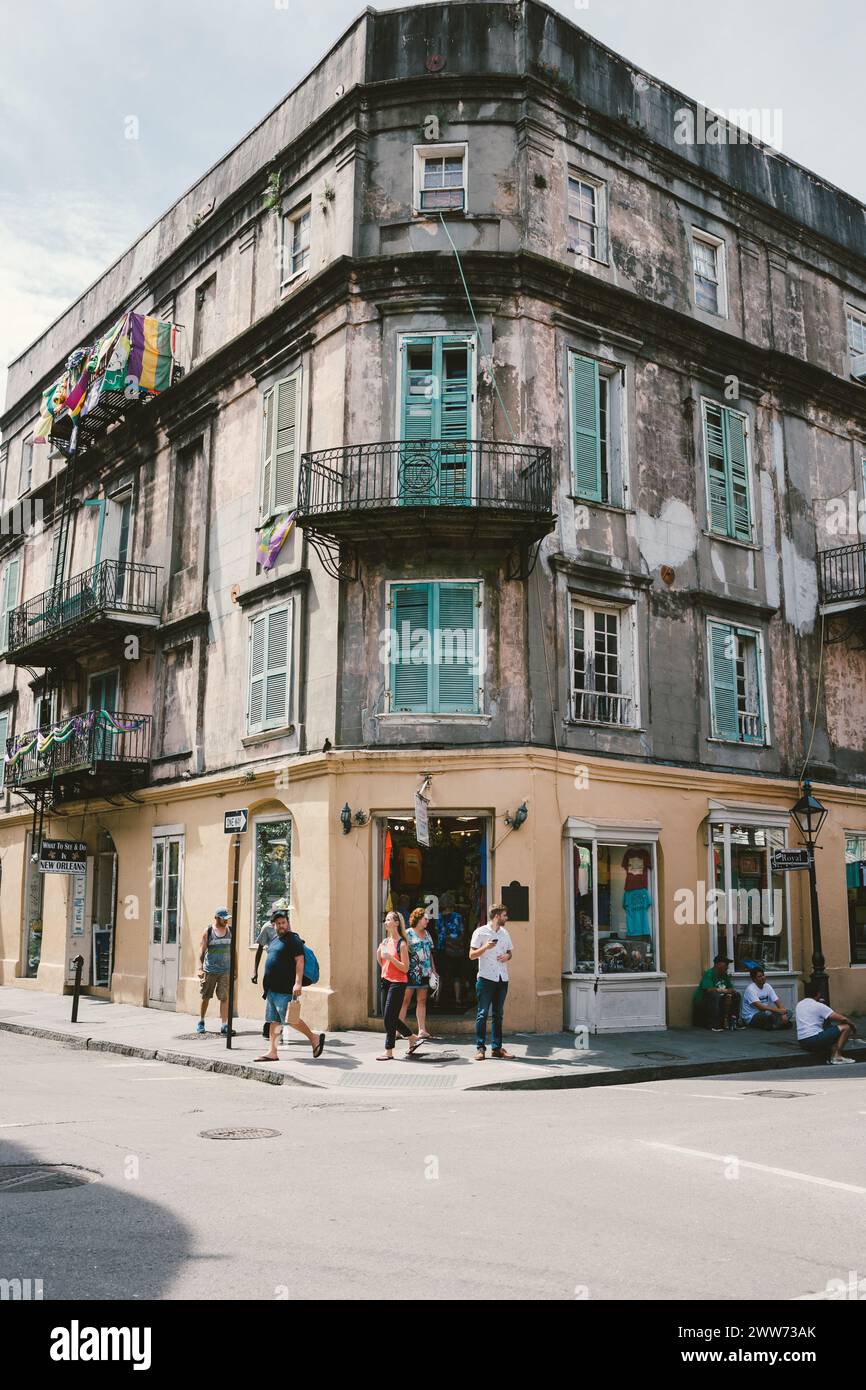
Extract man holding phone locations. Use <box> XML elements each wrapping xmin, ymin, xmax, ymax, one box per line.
<box><xmin>469</xmin><ymin>904</ymin><xmax>514</xmax><ymax>1060</ymax></box>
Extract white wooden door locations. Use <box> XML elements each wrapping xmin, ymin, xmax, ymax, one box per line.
<box><xmin>148</xmin><ymin>834</ymin><xmax>183</xmax><ymax>1006</ymax></box>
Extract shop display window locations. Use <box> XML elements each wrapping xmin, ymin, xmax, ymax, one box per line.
<box><xmin>710</xmin><ymin>823</ymin><xmax>789</xmax><ymax>971</ymax></box>
<box><xmin>252</xmin><ymin>816</ymin><xmax>292</xmax><ymax>944</ymax></box>
<box><xmin>571</xmin><ymin>839</ymin><xmax>657</xmax><ymax>974</ymax></box>
<box><xmin>845</xmin><ymin>832</ymin><xmax>866</xmax><ymax>966</ymax></box>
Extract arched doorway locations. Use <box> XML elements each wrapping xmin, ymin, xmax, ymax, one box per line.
<box><xmin>91</xmin><ymin>831</ymin><xmax>118</xmax><ymax>990</ymax></box>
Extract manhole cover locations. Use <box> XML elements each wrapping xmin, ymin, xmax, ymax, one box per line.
<box><xmin>339</xmin><ymin>1072</ymin><xmax>455</xmax><ymax>1090</ymax></box>
<box><xmin>0</xmin><ymin>1164</ymin><xmax>101</xmax><ymax>1193</ymax></box>
<box><xmin>175</xmin><ymin>1032</ymin><xmax>260</xmax><ymax>1041</ymax></box>
<box><xmin>199</xmin><ymin>1127</ymin><xmax>281</xmax><ymax>1140</ymax></box>
<box><xmin>632</xmin><ymin>1050</ymin><xmax>683</xmax><ymax>1061</ymax></box>
<box><xmin>744</xmin><ymin>1089</ymin><xmax>813</xmax><ymax>1099</ymax></box>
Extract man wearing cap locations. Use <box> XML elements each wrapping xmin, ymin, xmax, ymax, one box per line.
<box><xmin>251</xmin><ymin>899</ymin><xmax>288</xmax><ymax>985</ymax></box>
<box><xmin>693</xmin><ymin>954</ymin><xmax>741</xmax><ymax>1031</ymax></box>
<box><xmin>256</xmin><ymin>908</ymin><xmax>325</xmax><ymax>1062</ymax></box>
<box><xmin>197</xmin><ymin>909</ymin><xmax>237</xmax><ymax>1036</ymax></box>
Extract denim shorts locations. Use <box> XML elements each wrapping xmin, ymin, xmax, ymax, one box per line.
<box><xmin>265</xmin><ymin>991</ymin><xmax>296</xmax><ymax>1023</ymax></box>
<box><xmin>799</xmin><ymin>1023</ymin><xmax>841</xmax><ymax>1054</ymax></box>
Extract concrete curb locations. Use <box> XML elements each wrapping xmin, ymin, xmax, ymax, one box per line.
<box><xmin>0</xmin><ymin>1020</ymin><xmax>322</xmax><ymax>1089</ymax></box>
<box><xmin>468</xmin><ymin>1049</ymin><xmax>866</xmax><ymax>1092</ymax></box>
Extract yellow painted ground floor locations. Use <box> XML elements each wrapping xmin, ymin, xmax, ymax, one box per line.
<box><xmin>2</xmin><ymin>748</ymin><xmax>866</xmax><ymax>1033</ymax></box>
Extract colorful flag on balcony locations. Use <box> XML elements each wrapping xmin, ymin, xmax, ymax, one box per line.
<box><xmin>256</xmin><ymin>511</ymin><xmax>297</xmax><ymax>571</ymax></box>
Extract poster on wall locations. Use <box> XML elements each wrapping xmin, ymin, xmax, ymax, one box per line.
<box><xmin>40</xmin><ymin>840</ymin><xmax>87</xmax><ymax>874</ymax></box>
<box><xmin>70</xmin><ymin>874</ymin><xmax>86</xmax><ymax>937</ymax></box>
<box><xmin>92</xmin><ymin>929</ymin><xmax>112</xmax><ymax>988</ymax></box>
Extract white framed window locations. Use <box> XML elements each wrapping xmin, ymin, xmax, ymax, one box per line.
<box><xmin>251</xmin><ymin>812</ymin><xmax>293</xmax><ymax>946</ymax></box>
<box><xmin>568</xmin><ymin>599</ymin><xmax>637</xmax><ymax>727</ymax></box>
<box><xmin>567</xmin><ymin>351</ymin><xmax>628</xmax><ymax>506</ymax></box>
<box><xmin>708</xmin><ymin>816</ymin><xmax>791</xmax><ymax>973</ymax></box>
<box><xmin>18</xmin><ymin>436</ymin><xmax>33</xmax><ymax>497</ymax></box>
<box><xmin>847</xmin><ymin>307</ymin><xmax>866</xmax><ymax>379</ymax></box>
<box><xmin>692</xmin><ymin>230</ymin><xmax>727</xmax><ymax>317</ymax></box>
<box><xmin>413</xmin><ymin>144</ymin><xmax>468</xmax><ymax>215</ymax></box>
<box><xmin>707</xmin><ymin>619</ymin><xmax>768</xmax><ymax>745</ymax></box>
<box><xmin>282</xmin><ymin>205</ymin><xmax>310</xmax><ymax>284</ymax></box>
<box><xmin>564</xmin><ymin>820</ymin><xmax>661</xmax><ymax>977</ymax></box>
<box><xmin>248</xmin><ymin>603</ymin><xmax>293</xmax><ymax>734</ymax></box>
<box><xmin>34</xmin><ymin>689</ymin><xmax>57</xmax><ymax>733</ymax></box>
<box><xmin>567</xmin><ymin>173</ymin><xmax>606</xmax><ymax>261</ymax></box>
<box><xmin>0</xmin><ymin>708</ymin><xmax>9</xmax><ymax>788</ymax></box>
<box><xmin>260</xmin><ymin>371</ymin><xmax>301</xmax><ymax>521</ymax></box>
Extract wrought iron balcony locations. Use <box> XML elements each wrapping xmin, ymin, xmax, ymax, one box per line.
<box><xmin>818</xmin><ymin>541</ymin><xmax>866</xmax><ymax>609</ymax></box>
<box><xmin>297</xmin><ymin>440</ymin><xmax>555</xmax><ymax>571</ymax></box>
<box><xmin>4</xmin><ymin>710</ymin><xmax>152</xmax><ymax>802</ymax></box>
<box><xmin>5</xmin><ymin>559</ymin><xmax>162</xmax><ymax>666</ymax></box>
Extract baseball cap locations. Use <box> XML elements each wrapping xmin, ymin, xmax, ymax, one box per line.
<box><xmin>215</xmin><ymin>908</ymin><xmax>230</xmax><ymax>920</ymax></box>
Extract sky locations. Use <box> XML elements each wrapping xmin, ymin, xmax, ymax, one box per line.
<box><xmin>1</xmin><ymin>0</ymin><xmax>863</xmax><ymax>408</ymax></box>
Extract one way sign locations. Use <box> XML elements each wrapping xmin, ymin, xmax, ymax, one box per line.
<box><xmin>224</xmin><ymin>809</ymin><xmax>249</xmax><ymax>834</ymax></box>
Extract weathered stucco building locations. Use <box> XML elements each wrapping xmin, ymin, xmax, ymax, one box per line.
<box><xmin>1</xmin><ymin>0</ymin><xmax>865</xmax><ymax>1033</ymax></box>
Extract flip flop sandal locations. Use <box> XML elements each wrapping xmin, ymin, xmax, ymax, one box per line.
<box><xmin>313</xmin><ymin>1033</ymin><xmax>326</xmax><ymax>1058</ymax></box>
<box><xmin>254</xmin><ymin>1055</ymin><xmax>279</xmax><ymax>1063</ymax></box>
<box><xmin>376</xmin><ymin>1054</ymin><xmax>395</xmax><ymax>1061</ymax></box>
<box><xmin>406</xmin><ymin>1040</ymin><xmax>426</xmax><ymax>1058</ymax></box>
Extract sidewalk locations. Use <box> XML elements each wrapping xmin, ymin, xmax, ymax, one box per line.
<box><xmin>2</xmin><ymin>987</ymin><xmax>864</xmax><ymax>1092</ymax></box>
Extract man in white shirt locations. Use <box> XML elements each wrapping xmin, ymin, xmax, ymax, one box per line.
<box><xmin>469</xmin><ymin>904</ymin><xmax>514</xmax><ymax>1061</ymax></box>
<box><xmin>796</xmin><ymin>985</ymin><xmax>857</xmax><ymax>1064</ymax></box>
<box><xmin>741</xmin><ymin>966</ymin><xmax>792</xmax><ymax>1030</ymax></box>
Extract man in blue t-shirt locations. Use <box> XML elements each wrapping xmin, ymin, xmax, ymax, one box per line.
<box><xmin>256</xmin><ymin>909</ymin><xmax>325</xmax><ymax>1063</ymax></box>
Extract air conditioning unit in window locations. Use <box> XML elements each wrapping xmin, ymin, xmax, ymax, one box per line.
<box><xmin>852</xmin><ymin>352</ymin><xmax>866</xmax><ymax>383</ymax></box>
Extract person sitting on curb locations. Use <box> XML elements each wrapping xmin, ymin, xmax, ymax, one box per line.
<box><xmin>256</xmin><ymin>910</ymin><xmax>325</xmax><ymax>1063</ymax></box>
<box><xmin>197</xmin><ymin>909</ymin><xmax>237</xmax><ymax>1036</ymax></box>
<box><xmin>693</xmin><ymin>954</ymin><xmax>741</xmax><ymax>1032</ymax></box>
<box><xmin>741</xmin><ymin>966</ymin><xmax>792</xmax><ymax>1030</ymax></box>
<box><xmin>795</xmin><ymin>983</ymin><xmax>858</xmax><ymax>1064</ymax></box>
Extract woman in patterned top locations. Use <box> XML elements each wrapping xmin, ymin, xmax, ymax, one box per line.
<box><xmin>398</xmin><ymin>906</ymin><xmax>438</xmax><ymax>1041</ymax></box>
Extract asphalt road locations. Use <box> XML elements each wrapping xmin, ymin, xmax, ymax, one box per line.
<box><xmin>2</xmin><ymin>1032</ymin><xmax>864</xmax><ymax>1301</ymax></box>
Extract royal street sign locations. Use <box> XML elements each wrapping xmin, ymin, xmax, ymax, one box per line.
<box><xmin>224</xmin><ymin>809</ymin><xmax>249</xmax><ymax>834</ymax></box>
<box><xmin>770</xmin><ymin>848</ymin><xmax>813</xmax><ymax>871</ymax></box>
<box><xmin>39</xmin><ymin>840</ymin><xmax>88</xmax><ymax>874</ymax></box>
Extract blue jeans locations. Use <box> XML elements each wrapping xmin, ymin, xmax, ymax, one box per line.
<box><xmin>476</xmin><ymin>977</ymin><xmax>508</xmax><ymax>1051</ymax></box>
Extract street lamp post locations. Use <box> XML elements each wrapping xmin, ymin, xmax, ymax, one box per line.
<box><xmin>790</xmin><ymin>779</ymin><xmax>830</xmax><ymax>1005</ymax></box>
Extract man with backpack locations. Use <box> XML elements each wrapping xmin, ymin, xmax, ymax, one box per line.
<box><xmin>256</xmin><ymin>908</ymin><xmax>325</xmax><ymax>1062</ymax></box>
<box><xmin>196</xmin><ymin>908</ymin><xmax>237</xmax><ymax>1036</ymax></box>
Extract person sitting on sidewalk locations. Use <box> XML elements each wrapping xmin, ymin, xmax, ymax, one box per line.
<box><xmin>256</xmin><ymin>910</ymin><xmax>325</xmax><ymax>1063</ymax></box>
<box><xmin>693</xmin><ymin>954</ymin><xmax>741</xmax><ymax>1032</ymax></box>
<box><xmin>741</xmin><ymin>966</ymin><xmax>792</xmax><ymax>1030</ymax></box>
<box><xmin>795</xmin><ymin>984</ymin><xmax>858</xmax><ymax>1064</ymax></box>
<box><xmin>197</xmin><ymin>909</ymin><xmax>236</xmax><ymax>1036</ymax></box>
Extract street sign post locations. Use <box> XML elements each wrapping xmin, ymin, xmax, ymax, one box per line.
<box><xmin>770</xmin><ymin>848</ymin><xmax>813</xmax><ymax>871</ymax></box>
<box><xmin>39</xmin><ymin>840</ymin><xmax>88</xmax><ymax>874</ymax></box>
<box><xmin>223</xmin><ymin>811</ymin><xmax>248</xmax><ymax>1049</ymax></box>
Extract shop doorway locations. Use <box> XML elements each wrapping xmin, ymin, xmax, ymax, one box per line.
<box><xmin>22</xmin><ymin>833</ymin><xmax>44</xmax><ymax>978</ymax></box>
<box><xmin>148</xmin><ymin>831</ymin><xmax>183</xmax><ymax>1007</ymax></box>
<box><xmin>91</xmin><ymin>832</ymin><xmax>118</xmax><ymax>989</ymax></box>
<box><xmin>374</xmin><ymin>813</ymin><xmax>490</xmax><ymax>1017</ymax></box>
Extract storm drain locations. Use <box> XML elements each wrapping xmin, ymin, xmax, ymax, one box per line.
<box><xmin>0</xmin><ymin>1164</ymin><xmax>101</xmax><ymax>1193</ymax></box>
<box><xmin>339</xmin><ymin>1071</ymin><xmax>456</xmax><ymax>1090</ymax></box>
<box><xmin>743</xmin><ymin>1089</ymin><xmax>813</xmax><ymax>1100</ymax></box>
<box><xmin>199</xmin><ymin>1127</ymin><xmax>281</xmax><ymax>1140</ymax></box>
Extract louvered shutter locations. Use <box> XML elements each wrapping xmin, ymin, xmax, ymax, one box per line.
<box><xmin>273</xmin><ymin>375</ymin><xmax>298</xmax><ymax>511</ymax></box>
<box><xmin>440</xmin><ymin>342</ymin><xmax>471</xmax><ymax>503</ymax></box>
<box><xmin>391</xmin><ymin>585</ymin><xmax>431</xmax><ymax>712</ymax></box>
<box><xmin>725</xmin><ymin>411</ymin><xmax>751</xmax><ymax>540</ymax></box>
<box><xmin>570</xmin><ymin>354</ymin><xmax>602</xmax><ymax>500</ymax></box>
<box><xmin>704</xmin><ymin>404</ymin><xmax>730</xmax><ymax>535</ymax></box>
<box><xmin>248</xmin><ymin>615</ymin><xmax>267</xmax><ymax>731</ymax></box>
<box><xmin>0</xmin><ymin>711</ymin><xmax>7</xmax><ymax>787</ymax></box>
<box><xmin>264</xmin><ymin>606</ymin><xmax>291</xmax><ymax>729</ymax></box>
<box><xmin>1</xmin><ymin>557</ymin><xmax>20</xmax><ymax>653</ymax></box>
<box><xmin>401</xmin><ymin>340</ymin><xmax>435</xmax><ymax>441</ymax></box>
<box><xmin>708</xmin><ymin>622</ymin><xmax>739</xmax><ymax>740</ymax></box>
<box><xmin>260</xmin><ymin>390</ymin><xmax>274</xmax><ymax>521</ymax></box>
<box><xmin>434</xmin><ymin>583</ymin><xmax>478</xmax><ymax>713</ymax></box>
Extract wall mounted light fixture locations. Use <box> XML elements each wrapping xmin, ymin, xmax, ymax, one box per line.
<box><xmin>505</xmin><ymin>802</ymin><xmax>529</xmax><ymax>831</ymax></box>
<box><xmin>341</xmin><ymin>803</ymin><xmax>369</xmax><ymax>834</ymax></box>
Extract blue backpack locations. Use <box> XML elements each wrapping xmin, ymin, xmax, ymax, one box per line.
<box><xmin>297</xmin><ymin>937</ymin><xmax>319</xmax><ymax>986</ymax></box>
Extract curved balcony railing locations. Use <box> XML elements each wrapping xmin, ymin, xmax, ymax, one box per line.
<box><xmin>4</xmin><ymin>710</ymin><xmax>152</xmax><ymax>789</ymax></box>
<box><xmin>298</xmin><ymin>440</ymin><xmax>553</xmax><ymax>517</ymax></box>
<box><xmin>818</xmin><ymin>541</ymin><xmax>866</xmax><ymax>606</ymax></box>
<box><xmin>7</xmin><ymin>559</ymin><xmax>161</xmax><ymax>656</ymax></box>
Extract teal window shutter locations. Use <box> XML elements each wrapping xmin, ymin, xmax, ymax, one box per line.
<box><xmin>570</xmin><ymin>354</ymin><xmax>602</xmax><ymax>500</ymax></box>
<box><xmin>401</xmin><ymin>338</ymin><xmax>436</xmax><ymax>440</ymax></box>
<box><xmin>391</xmin><ymin>584</ymin><xmax>432</xmax><ymax>711</ymax></box>
<box><xmin>0</xmin><ymin>711</ymin><xmax>7</xmax><ymax>787</ymax></box>
<box><xmin>705</xmin><ymin>403</ymin><xmax>752</xmax><ymax>539</ymax></box>
<box><xmin>434</xmin><ymin>583</ymin><xmax>479</xmax><ymax>713</ymax></box>
<box><xmin>724</xmin><ymin>411</ymin><xmax>751</xmax><ymax>540</ymax></box>
<box><xmin>708</xmin><ymin>622</ymin><xmax>739</xmax><ymax>740</ymax></box>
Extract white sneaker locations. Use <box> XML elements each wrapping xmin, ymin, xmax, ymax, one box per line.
<box><xmin>830</xmin><ymin>1055</ymin><xmax>856</xmax><ymax>1064</ymax></box>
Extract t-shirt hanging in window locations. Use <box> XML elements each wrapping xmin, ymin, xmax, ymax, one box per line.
<box><xmin>621</xmin><ymin>846</ymin><xmax>651</xmax><ymax>891</ymax></box>
<box><xmin>398</xmin><ymin>846</ymin><xmax>423</xmax><ymax>886</ymax></box>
